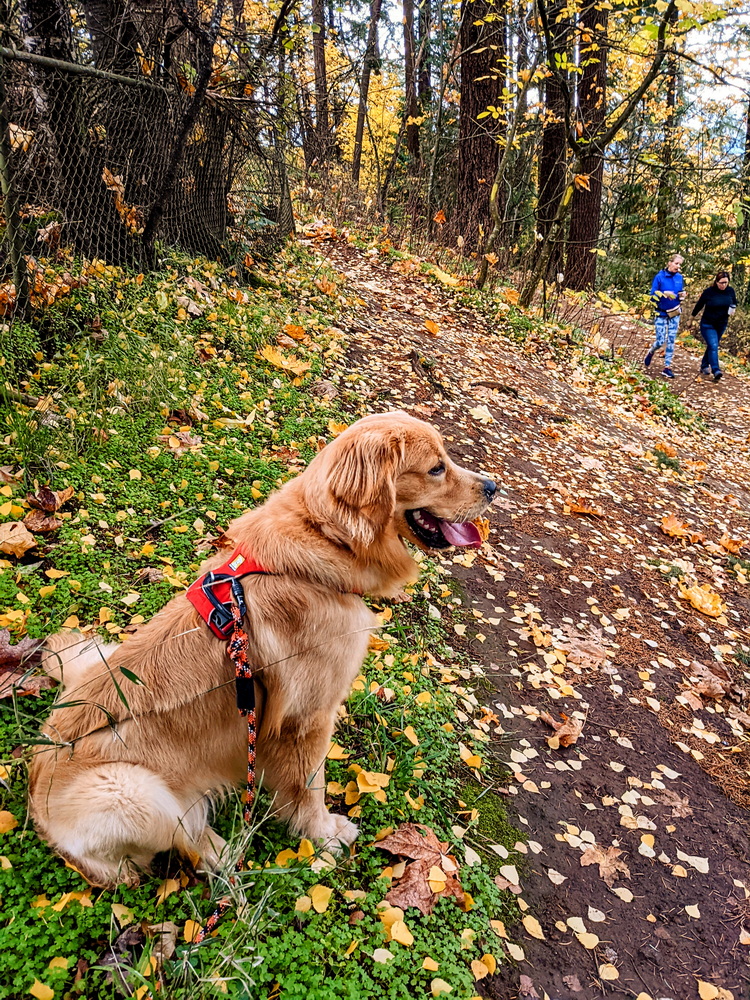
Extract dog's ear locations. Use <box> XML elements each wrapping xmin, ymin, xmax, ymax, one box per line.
<box><xmin>325</xmin><ymin>428</ymin><xmax>406</xmax><ymax>543</ymax></box>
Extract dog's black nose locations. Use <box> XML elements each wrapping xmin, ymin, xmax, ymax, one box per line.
<box><xmin>483</xmin><ymin>479</ymin><xmax>497</xmax><ymax>501</ymax></box>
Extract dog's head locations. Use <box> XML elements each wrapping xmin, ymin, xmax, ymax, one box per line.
<box><xmin>304</xmin><ymin>411</ymin><xmax>496</xmax><ymax>550</ymax></box>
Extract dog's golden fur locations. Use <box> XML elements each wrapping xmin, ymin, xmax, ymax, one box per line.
<box><xmin>28</xmin><ymin>412</ymin><xmax>495</xmax><ymax>887</ymax></box>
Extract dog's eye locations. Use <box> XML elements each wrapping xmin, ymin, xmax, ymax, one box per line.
<box><xmin>428</xmin><ymin>462</ymin><xmax>446</xmax><ymax>476</ymax></box>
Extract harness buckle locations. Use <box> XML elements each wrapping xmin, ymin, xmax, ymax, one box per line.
<box><xmin>201</xmin><ymin>571</ymin><xmax>240</xmax><ymax>638</ymax></box>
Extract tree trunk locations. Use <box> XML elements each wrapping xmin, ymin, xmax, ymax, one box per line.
<box><xmin>455</xmin><ymin>0</ymin><xmax>506</xmax><ymax>243</ymax></box>
<box><xmin>311</xmin><ymin>0</ymin><xmax>331</xmax><ymax>162</ymax></box>
<box><xmin>19</xmin><ymin>0</ymin><xmax>141</xmax><ymax>264</ymax></box>
<box><xmin>655</xmin><ymin>6</ymin><xmax>679</xmax><ymax>257</ymax></box>
<box><xmin>563</xmin><ymin>1</ymin><xmax>609</xmax><ymax>290</ymax></box>
<box><xmin>352</xmin><ymin>0</ymin><xmax>382</xmax><ymax>187</ymax></box>
<box><xmin>403</xmin><ymin>0</ymin><xmax>420</xmax><ymax>172</ymax></box>
<box><xmin>536</xmin><ymin>0</ymin><xmax>569</xmax><ymax>277</ymax></box>
<box><xmin>732</xmin><ymin>97</ymin><xmax>750</xmax><ymax>306</ymax></box>
<box><xmin>417</xmin><ymin>0</ymin><xmax>431</xmax><ymax>105</ymax></box>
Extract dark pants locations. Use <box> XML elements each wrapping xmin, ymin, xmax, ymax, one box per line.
<box><xmin>699</xmin><ymin>322</ymin><xmax>725</xmax><ymax>375</ymax></box>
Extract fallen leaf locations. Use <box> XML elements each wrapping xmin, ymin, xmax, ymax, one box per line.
<box><xmin>522</xmin><ymin>914</ymin><xmax>545</xmax><ymax>940</ymax></box>
<box><xmin>679</xmin><ymin>583</ymin><xmax>726</xmax><ymax>618</ymax></box>
<box><xmin>539</xmin><ymin>710</ymin><xmax>584</xmax><ymax>747</ymax></box>
<box><xmin>0</xmin><ymin>521</ymin><xmax>36</xmax><ymax>557</ymax></box>
<box><xmin>580</xmin><ymin>844</ymin><xmax>631</xmax><ymax>887</ymax></box>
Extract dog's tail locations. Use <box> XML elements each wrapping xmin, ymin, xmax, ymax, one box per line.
<box><xmin>41</xmin><ymin>632</ymin><xmax>116</xmax><ymax>689</ymax></box>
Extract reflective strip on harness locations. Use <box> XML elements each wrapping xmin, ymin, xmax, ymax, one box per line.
<box><xmin>186</xmin><ymin>549</ymin><xmax>268</xmax><ymax>639</ymax></box>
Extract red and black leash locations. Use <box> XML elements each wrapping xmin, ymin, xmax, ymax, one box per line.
<box><xmin>192</xmin><ymin>576</ymin><xmax>258</xmax><ymax>943</ymax></box>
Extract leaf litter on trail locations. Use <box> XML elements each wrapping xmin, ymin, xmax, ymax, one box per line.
<box><xmin>376</xmin><ymin>822</ymin><xmax>466</xmax><ymax>915</ymax></box>
<box><xmin>580</xmin><ymin>844</ymin><xmax>631</xmax><ymax>887</ymax></box>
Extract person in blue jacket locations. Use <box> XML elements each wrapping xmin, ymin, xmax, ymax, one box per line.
<box><xmin>644</xmin><ymin>253</ymin><xmax>686</xmax><ymax>379</ymax></box>
<box><xmin>691</xmin><ymin>270</ymin><xmax>737</xmax><ymax>382</ymax></box>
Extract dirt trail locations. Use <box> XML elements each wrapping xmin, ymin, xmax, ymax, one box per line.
<box><xmin>315</xmin><ymin>237</ymin><xmax>750</xmax><ymax>1000</ymax></box>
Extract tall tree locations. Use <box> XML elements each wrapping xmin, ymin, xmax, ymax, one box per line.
<box><xmin>311</xmin><ymin>0</ymin><xmax>331</xmax><ymax>162</ymax></box>
<box><xmin>732</xmin><ymin>96</ymin><xmax>750</xmax><ymax>306</ymax></box>
<box><xmin>352</xmin><ymin>0</ymin><xmax>383</xmax><ymax>186</ymax></box>
<box><xmin>654</xmin><ymin>4</ymin><xmax>680</xmax><ymax>257</ymax></box>
<box><xmin>455</xmin><ymin>0</ymin><xmax>506</xmax><ymax>242</ymax></box>
<box><xmin>563</xmin><ymin>0</ymin><xmax>609</xmax><ymax>289</ymax></box>
<box><xmin>403</xmin><ymin>0</ymin><xmax>421</xmax><ymax>171</ymax></box>
<box><xmin>535</xmin><ymin>0</ymin><xmax>570</xmax><ymax>277</ymax></box>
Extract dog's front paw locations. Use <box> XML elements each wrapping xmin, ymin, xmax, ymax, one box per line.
<box><xmin>326</xmin><ymin>813</ymin><xmax>359</xmax><ymax>851</ymax></box>
<box><xmin>196</xmin><ymin>827</ymin><xmax>228</xmax><ymax>871</ymax></box>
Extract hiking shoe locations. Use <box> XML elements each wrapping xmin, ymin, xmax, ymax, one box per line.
<box><xmin>662</xmin><ymin>367</ymin><xmax>675</xmax><ymax>378</ymax></box>
<box><xmin>644</xmin><ymin>351</ymin><xmax>654</xmax><ymax>368</ymax></box>
<box><xmin>700</xmin><ymin>367</ymin><xmax>711</xmax><ymax>375</ymax></box>
<box><xmin>713</xmin><ymin>370</ymin><xmax>723</xmax><ymax>382</ymax></box>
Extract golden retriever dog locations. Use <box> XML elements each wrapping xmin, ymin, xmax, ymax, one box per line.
<box><xmin>28</xmin><ymin>411</ymin><xmax>496</xmax><ymax>887</ymax></box>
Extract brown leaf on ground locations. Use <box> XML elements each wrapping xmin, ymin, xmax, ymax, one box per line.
<box><xmin>137</xmin><ymin>567</ymin><xmax>166</xmax><ymax>584</ymax></box>
<box><xmin>661</xmin><ymin>514</ymin><xmax>705</xmax><ymax>544</ymax></box>
<box><xmin>567</xmin><ymin>498</ymin><xmax>605</xmax><ymax>518</ymax></box>
<box><xmin>519</xmin><ymin>975</ymin><xmax>540</xmax><ymax>997</ymax></box>
<box><xmin>559</xmin><ymin>628</ymin><xmax>609</xmax><ymax>670</ymax></box>
<box><xmin>538</xmin><ymin>711</ymin><xmax>584</xmax><ymax>747</ymax></box>
<box><xmin>656</xmin><ymin>789</ymin><xmax>693</xmax><ymax>818</ymax></box>
<box><xmin>688</xmin><ymin>660</ymin><xmax>732</xmax><ymax>700</ymax></box>
<box><xmin>580</xmin><ymin>844</ymin><xmax>631</xmax><ymax>887</ymax></box>
<box><xmin>0</xmin><ymin>663</ymin><xmax>53</xmax><ymax>699</ymax></box>
<box><xmin>719</xmin><ymin>532</ymin><xmax>747</xmax><ymax>554</ymax></box>
<box><xmin>26</xmin><ymin>485</ymin><xmax>74</xmax><ymax>512</ymax></box>
<box><xmin>563</xmin><ymin>975</ymin><xmax>583</xmax><ymax>992</ymax></box>
<box><xmin>24</xmin><ymin>509</ymin><xmax>63</xmax><ymax>533</ymax></box>
<box><xmin>0</xmin><ymin>630</ymin><xmax>42</xmax><ymax>668</ymax></box>
<box><xmin>377</xmin><ymin>822</ymin><xmax>465</xmax><ymax>915</ymax></box>
<box><xmin>0</xmin><ymin>466</ymin><xmax>23</xmax><ymax>483</ymax></box>
<box><xmin>0</xmin><ymin>521</ymin><xmax>37</xmax><ymax>557</ymax></box>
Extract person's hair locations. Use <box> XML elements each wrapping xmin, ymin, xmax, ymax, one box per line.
<box><xmin>714</xmin><ymin>271</ymin><xmax>730</xmax><ymax>283</ymax></box>
<box><xmin>667</xmin><ymin>254</ymin><xmax>683</xmax><ymax>264</ymax></box>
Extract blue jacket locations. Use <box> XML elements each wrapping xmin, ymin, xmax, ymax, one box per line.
<box><xmin>651</xmin><ymin>269</ymin><xmax>684</xmax><ymax>314</ymax></box>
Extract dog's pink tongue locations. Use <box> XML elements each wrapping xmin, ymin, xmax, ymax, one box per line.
<box><xmin>439</xmin><ymin>519</ymin><xmax>482</xmax><ymax>548</ymax></box>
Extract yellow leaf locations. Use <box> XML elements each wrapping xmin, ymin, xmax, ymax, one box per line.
<box><xmin>184</xmin><ymin>919</ymin><xmax>202</xmax><ymax>942</ymax></box>
<box><xmin>422</xmin><ymin>957</ymin><xmax>440</xmax><ymax>971</ymax></box>
<box><xmin>356</xmin><ymin>770</ymin><xmax>390</xmax><ymax>793</ymax></box>
<box><xmin>327</xmin><ymin>743</ymin><xmax>350</xmax><ymax>760</ymax></box>
<box><xmin>403</xmin><ymin>726</ymin><xmax>419</xmax><ymax>746</ymax></box>
<box><xmin>697</xmin><ymin>984</ymin><xmax>719</xmax><ymax>1000</ymax></box>
<box><xmin>0</xmin><ymin>811</ymin><xmax>18</xmax><ymax>834</ymax></box>
<box><xmin>344</xmin><ymin>939</ymin><xmax>359</xmax><ymax>956</ymax></box>
<box><xmin>275</xmin><ymin>848</ymin><xmax>298</xmax><ymax>867</ymax></box>
<box><xmin>390</xmin><ymin>920</ymin><xmax>414</xmax><ymax>946</ymax></box>
<box><xmin>431</xmin><ymin>979</ymin><xmax>453</xmax><ymax>996</ymax></box>
<box><xmin>111</xmin><ymin>903</ymin><xmax>135</xmax><ymax>926</ymax></box>
<box><xmin>29</xmin><ymin>981</ymin><xmax>54</xmax><ymax>1000</ymax></box>
<box><xmin>373</xmin><ymin>948</ymin><xmax>394</xmax><ymax>964</ymax></box>
<box><xmin>424</xmin><ymin>319</ymin><xmax>439</xmax><ymax>335</ymax></box>
<box><xmin>576</xmin><ymin>931</ymin><xmax>600</xmax><ymax>949</ymax></box>
<box><xmin>415</xmin><ymin>691</ymin><xmax>432</xmax><ymax>705</ymax></box>
<box><xmin>309</xmin><ymin>884</ymin><xmax>333</xmax><ymax>913</ymax></box>
<box><xmin>522</xmin><ymin>914</ymin><xmax>545</xmax><ymax>940</ymax></box>
<box><xmin>295</xmin><ymin>895</ymin><xmax>312</xmax><ymax>913</ymax></box>
<box><xmin>0</xmin><ymin>856</ymin><xmax>12</xmax><ymax>869</ymax></box>
<box><xmin>471</xmin><ymin>959</ymin><xmax>490</xmax><ymax>980</ymax></box>
<box><xmin>598</xmin><ymin>963</ymin><xmax>619</xmax><ymax>980</ymax></box>
<box><xmin>297</xmin><ymin>839</ymin><xmax>315</xmax><ymax>859</ymax></box>
<box><xmin>47</xmin><ymin>958</ymin><xmax>68</xmax><ymax>971</ymax></box>
<box><xmin>155</xmin><ymin>878</ymin><xmax>180</xmax><ymax>905</ymax></box>
<box><xmin>129</xmin><ymin>469</ymin><xmax>142</xmax><ymax>481</ymax></box>
<box><xmin>679</xmin><ymin>583</ymin><xmax>726</xmax><ymax>618</ymax></box>
<box><xmin>45</xmin><ymin>568</ymin><xmax>69</xmax><ymax>579</ymax></box>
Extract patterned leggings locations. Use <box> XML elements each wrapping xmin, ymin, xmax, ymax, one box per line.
<box><xmin>648</xmin><ymin>314</ymin><xmax>680</xmax><ymax>367</ymax></box>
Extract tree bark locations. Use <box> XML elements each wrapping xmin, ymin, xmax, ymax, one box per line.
<box><xmin>563</xmin><ymin>0</ymin><xmax>609</xmax><ymax>290</ymax></box>
<box><xmin>455</xmin><ymin>0</ymin><xmax>506</xmax><ymax>243</ymax></box>
<box><xmin>655</xmin><ymin>5</ymin><xmax>679</xmax><ymax>258</ymax></box>
<box><xmin>417</xmin><ymin>0</ymin><xmax>431</xmax><ymax>105</ymax></box>
<box><xmin>352</xmin><ymin>0</ymin><xmax>382</xmax><ymax>187</ymax></box>
<box><xmin>536</xmin><ymin>0</ymin><xmax>569</xmax><ymax>277</ymax></box>
<box><xmin>403</xmin><ymin>0</ymin><xmax>420</xmax><ymax>171</ymax></box>
<box><xmin>311</xmin><ymin>0</ymin><xmax>331</xmax><ymax>162</ymax></box>
<box><xmin>732</xmin><ymin>96</ymin><xmax>750</xmax><ymax>306</ymax></box>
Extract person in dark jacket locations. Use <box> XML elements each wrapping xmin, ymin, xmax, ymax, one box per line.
<box><xmin>644</xmin><ymin>254</ymin><xmax>685</xmax><ymax>378</ymax></box>
<box><xmin>691</xmin><ymin>271</ymin><xmax>737</xmax><ymax>382</ymax></box>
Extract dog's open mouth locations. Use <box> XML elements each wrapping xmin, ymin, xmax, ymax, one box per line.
<box><xmin>404</xmin><ymin>509</ymin><xmax>483</xmax><ymax>549</ymax></box>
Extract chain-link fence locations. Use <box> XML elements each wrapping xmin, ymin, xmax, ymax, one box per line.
<box><xmin>0</xmin><ymin>0</ymin><xmax>293</xmax><ymax>313</ymax></box>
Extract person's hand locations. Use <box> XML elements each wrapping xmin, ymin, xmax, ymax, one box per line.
<box><xmin>678</xmin><ymin>291</ymin><xmax>686</xmax><ymax>301</ymax></box>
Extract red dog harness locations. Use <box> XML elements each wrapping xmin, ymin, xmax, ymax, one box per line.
<box><xmin>187</xmin><ymin>548</ymin><xmax>269</xmax><ymax>942</ymax></box>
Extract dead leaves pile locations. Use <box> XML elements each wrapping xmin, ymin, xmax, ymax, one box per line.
<box><xmin>376</xmin><ymin>823</ymin><xmax>467</xmax><ymax>915</ymax></box>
